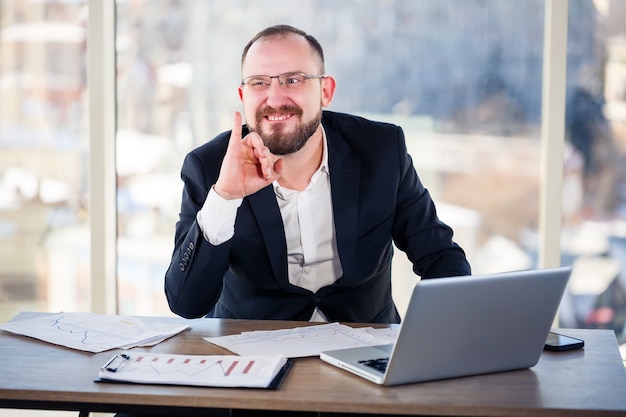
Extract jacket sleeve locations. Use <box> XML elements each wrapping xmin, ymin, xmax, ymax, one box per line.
<box><xmin>164</xmin><ymin>149</ymin><xmax>231</xmax><ymax>318</ymax></box>
<box><xmin>391</xmin><ymin>127</ymin><xmax>471</xmax><ymax>279</ymax></box>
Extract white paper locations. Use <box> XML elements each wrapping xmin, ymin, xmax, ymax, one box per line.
<box><xmin>204</xmin><ymin>322</ymin><xmax>391</xmax><ymax>358</ymax></box>
<box><xmin>0</xmin><ymin>312</ymin><xmax>189</xmax><ymax>353</ymax></box>
<box><xmin>97</xmin><ymin>352</ymin><xmax>287</xmax><ymax>388</ymax></box>
<box><xmin>359</xmin><ymin>325</ymin><xmax>400</xmax><ymax>343</ymax></box>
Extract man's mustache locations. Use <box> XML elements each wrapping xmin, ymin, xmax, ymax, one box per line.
<box><xmin>257</xmin><ymin>105</ymin><xmax>303</xmax><ymax>118</ymax></box>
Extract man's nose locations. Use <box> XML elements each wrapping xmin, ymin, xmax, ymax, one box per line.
<box><xmin>265</xmin><ymin>78</ymin><xmax>289</xmax><ymax>105</ymax></box>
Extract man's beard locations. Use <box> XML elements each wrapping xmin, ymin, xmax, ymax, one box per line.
<box><xmin>252</xmin><ymin>105</ymin><xmax>322</xmax><ymax>155</ymax></box>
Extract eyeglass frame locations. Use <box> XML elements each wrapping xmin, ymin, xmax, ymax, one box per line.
<box><xmin>240</xmin><ymin>72</ymin><xmax>326</xmax><ymax>90</ymax></box>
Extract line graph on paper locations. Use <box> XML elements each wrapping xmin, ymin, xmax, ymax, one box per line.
<box><xmin>97</xmin><ymin>353</ymin><xmax>286</xmax><ymax>388</ymax></box>
<box><xmin>46</xmin><ymin>315</ymin><xmax>139</xmax><ymax>350</ymax></box>
<box><xmin>204</xmin><ymin>322</ymin><xmax>391</xmax><ymax>358</ymax></box>
<box><xmin>0</xmin><ymin>312</ymin><xmax>188</xmax><ymax>353</ymax></box>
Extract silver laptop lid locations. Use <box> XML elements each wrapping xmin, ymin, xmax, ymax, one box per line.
<box><xmin>382</xmin><ymin>267</ymin><xmax>571</xmax><ymax>385</ymax></box>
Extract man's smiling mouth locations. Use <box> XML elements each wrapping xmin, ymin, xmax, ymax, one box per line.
<box><xmin>266</xmin><ymin>114</ymin><xmax>292</xmax><ymax>121</ymax></box>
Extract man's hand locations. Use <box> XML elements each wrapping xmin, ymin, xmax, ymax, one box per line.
<box><xmin>214</xmin><ymin>112</ymin><xmax>282</xmax><ymax>200</ymax></box>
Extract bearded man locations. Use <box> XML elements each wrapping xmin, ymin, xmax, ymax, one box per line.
<box><xmin>164</xmin><ymin>25</ymin><xmax>470</xmax><ymax>324</ymax></box>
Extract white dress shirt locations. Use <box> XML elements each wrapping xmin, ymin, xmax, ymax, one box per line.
<box><xmin>197</xmin><ymin>129</ymin><xmax>343</xmax><ymax>321</ymax></box>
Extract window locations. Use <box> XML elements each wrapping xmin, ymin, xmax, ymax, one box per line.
<box><xmin>115</xmin><ymin>1</ymin><xmax>544</xmax><ymax>317</ymax></box>
<box><xmin>0</xmin><ymin>0</ymin><xmax>89</xmax><ymax>320</ymax></box>
<box><xmin>561</xmin><ymin>0</ymin><xmax>626</xmax><ymax>342</ymax></box>
<box><xmin>112</xmin><ymin>0</ymin><xmax>626</xmax><ymax>343</ymax></box>
<box><xmin>2</xmin><ymin>0</ymin><xmax>624</xmax><ymax>349</ymax></box>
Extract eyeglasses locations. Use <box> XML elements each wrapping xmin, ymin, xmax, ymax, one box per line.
<box><xmin>240</xmin><ymin>72</ymin><xmax>325</xmax><ymax>92</ymax></box>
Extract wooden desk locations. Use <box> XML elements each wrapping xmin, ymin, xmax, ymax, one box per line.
<box><xmin>0</xmin><ymin>316</ymin><xmax>625</xmax><ymax>416</ymax></box>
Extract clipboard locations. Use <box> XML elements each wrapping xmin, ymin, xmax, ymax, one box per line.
<box><xmin>96</xmin><ymin>352</ymin><xmax>292</xmax><ymax>389</ymax></box>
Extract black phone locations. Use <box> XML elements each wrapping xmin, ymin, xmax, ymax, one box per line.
<box><xmin>544</xmin><ymin>331</ymin><xmax>584</xmax><ymax>352</ymax></box>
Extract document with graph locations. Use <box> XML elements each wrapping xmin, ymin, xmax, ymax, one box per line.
<box><xmin>0</xmin><ymin>311</ymin><xmax>189</xmax><ymax>353</ymax></box>
<box><xmin>204</xmin><ymin>322</ymin><xmax>396</xmax><ymax>358</ymax></box>
<box><xmin>96</xmin><ymin>352</ymin><xmax>290</xmax><ymax>389</ymax></box>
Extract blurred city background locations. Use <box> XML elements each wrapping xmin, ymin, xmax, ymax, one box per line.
<box><xmin>1</xmin><ymin>0</ymin><xmax>626</xmax><ymax>388</ymax></box>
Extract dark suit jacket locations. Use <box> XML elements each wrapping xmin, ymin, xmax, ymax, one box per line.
<box><xmin>165</xmin><ymin>111</ymin><xmax>470</xmax><ymax>323</ymax></box>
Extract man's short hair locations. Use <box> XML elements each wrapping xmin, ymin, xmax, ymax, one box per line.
<box><xmin>241</xmin><ymin>24</ymin><xmax>325</xmax><ymax>73</ymax></box>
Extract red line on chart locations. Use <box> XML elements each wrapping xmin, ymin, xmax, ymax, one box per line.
<box><xmin>225</xmin><ymin>361</ymin><xmax>239</xmax><ymax>376</ymax></box>
<box><xmin>243</xmin><ymin>360</ymin><xmax>255</xmax><ymax>374</ymax></box>
<box><xmin>118</xmin><ymin>356</ymin><xmax>259</xmax><ymax>378</ymax></box>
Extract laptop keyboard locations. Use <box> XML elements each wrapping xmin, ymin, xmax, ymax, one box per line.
<box><xmin>358</xmin><ymin>357</ymin><xmax>389</xmax><ymax>373</ymax></box>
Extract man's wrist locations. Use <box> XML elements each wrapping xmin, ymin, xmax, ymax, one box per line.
<box><xmin>197</xmin><ymin>186</ymin><xmax>242</xmax><ymax>245</ymax></box>
<box><xmin>213</xmin><ymin>183</ymin><xmax>240</xmax><ymax>200</ymax></box>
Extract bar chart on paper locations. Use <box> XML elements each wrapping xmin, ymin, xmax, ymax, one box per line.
<box><xmin>97</xmin><ymin>352</ymin><xmax>288</xmax><ymax>388</ymax></box>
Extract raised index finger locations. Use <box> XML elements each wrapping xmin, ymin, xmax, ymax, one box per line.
<box><xmin>231</xmin><ymin>111</ymin><xmax>243</xmax><ymax>142</ymax></box>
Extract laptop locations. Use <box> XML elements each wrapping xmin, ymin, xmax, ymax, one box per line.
<box><xmin>320</xmin><ymin>266</ymin><xmax>571</xmax><ymax>386</ymax></box>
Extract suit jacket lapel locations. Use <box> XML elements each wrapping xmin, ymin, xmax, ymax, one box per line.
<box><xmin>247</xmin><ymin>186</ymin><xmax>290</xmax><ymax>288</ymax></box>
<box><xmin>243</xmin><ymin>122</ymin><xmax>289</xmax><ymax>289</ymax></box>
<box><xmin>326</xmin><ymin>125</ymin><xmax>360</xmax><ymax>279</ymax></box>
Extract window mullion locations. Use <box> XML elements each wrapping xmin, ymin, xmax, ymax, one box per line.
<box><xmin>539</xmin><ymin>0</ymin><xmax>569</xmax><ymax>269</ymax></box>
<box><xmin>88</xmin><ymin>0</ymin><xmax>117</xmax><ymax>314</ymax></box>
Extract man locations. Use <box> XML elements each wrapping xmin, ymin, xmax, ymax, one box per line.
<box><xmin>164</xmin><ymin>24</ymin><xmax>470</xmax><ymax>324</ymax></box>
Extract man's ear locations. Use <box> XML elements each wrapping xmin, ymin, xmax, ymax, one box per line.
<box><xmin>321</xmin><ymin>76</ymin><xmax>336</xmax><ymax>108</ymax></box>
<box><xmin>238</xmin><ymin>85</ymin><xmax>244</xmax><ymax>101</ymax></box>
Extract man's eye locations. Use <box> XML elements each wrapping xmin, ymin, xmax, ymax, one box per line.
<box><xmin>248</xmin><ymin>79</ymin><xmax>269</xmax><ymax>88</ymax></box>
<box><xmin>284</xmin><ymin>77</ymin><xmax>303</xmax><ymax>85</ymax></box>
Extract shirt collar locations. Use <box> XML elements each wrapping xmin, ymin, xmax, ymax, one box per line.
<box><xmin>319</xmin><ymin>125</ymin><xmax>330</xmax><ymax>175</ymax></box>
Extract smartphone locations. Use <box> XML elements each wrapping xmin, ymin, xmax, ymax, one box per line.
<box><xmin>544</xmin><ymin>331</ymin><xmax>584</xmax><ymax>352</ymax></box>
